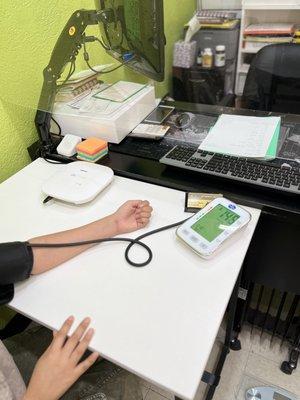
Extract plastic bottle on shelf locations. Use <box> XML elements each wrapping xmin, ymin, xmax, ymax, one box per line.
<box><xmin>196</xmin><ymin>48</ymin><xmax>202</xmax><ymax>66</ymax></box>
<box><xmin>202</xmin><ymin>48</ymin><xmax>213</xmax><ymax>69</ymax></box>
<box><xmin>215</xmin><ymin>45</ymin><xmax>226</xmax><ymax>67</ymax></box>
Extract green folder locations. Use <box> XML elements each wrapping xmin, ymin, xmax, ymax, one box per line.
<box><xmin>203</xmin><ymin>116</ymin><xmax>281</xmax><ymax>159</ymax></box>
<box><xmin>264</xmin><ymin>119</ymin><xmax>281</xmax><ymax>160</ymax></box>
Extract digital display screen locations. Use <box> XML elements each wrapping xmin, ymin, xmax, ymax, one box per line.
<box><xmin>274</xmin><ymin>393</ymin><xmax>291</xmax><ymax>400</ymax></box>
<box><xmin>191</xmin><ymin>204</ymin><xmax>240</xmax><ymax>242</ymax></box>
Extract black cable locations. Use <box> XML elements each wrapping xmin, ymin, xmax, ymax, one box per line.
<box><xmin>42</xmin><ymin>157</ymin><xmax>65</xmax><ymax>165</ymax></box>
<box><xmin>51</xmin><ymin>117</ymin><xmax>62</xmax><ymax>136</ymax></box>
<box><xmin>94</xmin><ymin>36</ymin><xmax>110</xmax><ymax>51</ymax></box>
<box><xmin>28</xmin><ymin>218</ymin><xmax>189</xmax><ymax>268</ymax></box>
<box><xmin>98</xmin><ymin>56</ymin><xmax>134</xmax><ymax>74</ymax></box>
<box><xmin>38</xmin><ymin>147</ymin><xmax>65</xmax><ymax>165</ymax></box>
<box><xmin>83</xmin><ymin>35</ymin><xmax>135</xmax><ymax>75</ymax></box>
<box><xmin>59</xmin><ymin>60</ymin><xmax>76</xmax><ymax>88</ymax></box>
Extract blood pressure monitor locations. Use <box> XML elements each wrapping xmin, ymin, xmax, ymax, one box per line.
<box><xmin>176</xmin><ymin>198</ymin><xmax>251</xmax><ymax>258</ymax></box>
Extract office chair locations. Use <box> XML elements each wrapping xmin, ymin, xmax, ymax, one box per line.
<box><xmin>242</xmin><ymin>43</ymin><xmax>300</xmax><ymax>114</ymax></box>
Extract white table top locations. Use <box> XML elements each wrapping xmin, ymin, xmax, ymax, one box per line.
<box><xmin>0</xmin><ymin>159</ymin><xmax>261</xmax><ymax>400</ymax></box>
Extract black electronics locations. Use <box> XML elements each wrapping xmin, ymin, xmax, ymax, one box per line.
<box><xmin>159</xmin><ymin>145</ymin><xmax>300</xmax><ymax>196</ymax></box>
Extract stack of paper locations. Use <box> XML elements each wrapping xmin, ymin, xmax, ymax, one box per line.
<box><xmin>199</xmin><ymin>114</ymin><xmax>281</xmax><ymax>159</ymax></box>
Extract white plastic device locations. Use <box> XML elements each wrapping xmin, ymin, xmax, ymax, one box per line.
<box><xmin>176</xmin><ymin>197</ymin><xmax>251</xmax><ymax>258</ymax></box>
<box><xmin>56</xmin><ymin>134</ymin><xmax>82</xmax><ymax>157</ymax></box>
<box><xmin>245</xmin><ymin>386</ymin><xmax>296</xmax><ymax>400</ymax></box>
<box><xmin>42</xmin><ymin>161</ymin><xmax>114</xmax><ymax>204</ymax></box>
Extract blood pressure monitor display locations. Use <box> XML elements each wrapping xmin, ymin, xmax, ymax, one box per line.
<box><xmin>176</xmin><ymin>198</ymin><xmax>251</xmax><ymax>258</ymax></box>
<box><xmin>191</xmin><ymin>204</ymin><xmax>240</xmax><ymax>242</ymax></box>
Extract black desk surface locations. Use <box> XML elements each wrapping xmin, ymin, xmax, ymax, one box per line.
<box><xmin>103</xmin><ymin>101</ymin><xmax>300</xmax><ymax>219</ymax></box>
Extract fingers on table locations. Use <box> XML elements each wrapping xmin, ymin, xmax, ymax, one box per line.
<box><xmin>52</xmin><ymin>316</ymin><xmax>74</xmax><ymax>349</ymax></box>
<box><xmin>71</xmin><ymin>327</ymin><xmax>95</xmax><ymax>364</ymax></box>
<box><xmin>75</xmin><ymin>351</ymin><xmax>100</xmax><ymax>377</ymax></box>
<box><xmin>64</xmin><ymin>317</ymin><xmax>91</xmax><ymax>355</ymax></box>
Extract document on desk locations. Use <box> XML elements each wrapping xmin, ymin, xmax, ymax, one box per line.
<box><xmin>199</xmin><ymin>114</ymin><xmax>281</xmax><ymax>158</ymax></box>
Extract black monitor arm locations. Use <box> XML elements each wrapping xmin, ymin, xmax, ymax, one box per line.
<box><xmin>35</xmin><ymin>9</ymin><xmax>108</xmax><ymax>153</ymax></box>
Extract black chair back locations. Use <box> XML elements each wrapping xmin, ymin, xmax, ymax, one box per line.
<box><xmin>242</xmin><ymin>43</ymin><xmax>300</xmax><ymax>114</ymax></box>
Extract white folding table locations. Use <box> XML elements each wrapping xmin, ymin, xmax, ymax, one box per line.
<box><xmin>0</xmin><ymin>159</ymin><xmax>261</xmax><ymax>400</ymax></box>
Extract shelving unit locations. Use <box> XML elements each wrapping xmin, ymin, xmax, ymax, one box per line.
<box><xmin>235</xmin><ymin>0</ymin><xmax>300</xmax><ymax>96</ymax></box>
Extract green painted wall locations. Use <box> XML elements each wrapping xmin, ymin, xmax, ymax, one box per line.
<box><xmin>0</xmin><ymin>0</ymin><xmax>195</xmax><ymax>183</ymax></box>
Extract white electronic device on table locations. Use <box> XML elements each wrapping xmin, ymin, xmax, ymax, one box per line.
<box><xmin>176</xmin><ymin>197</ymin><xmax>251</xmax><ymax>258</ymax></box>
<box><xmin>42</xmin><ymin>161</ymin><xmax>114</xmax><ymax>204</ymax></box>
<box><xmin>246</xmin><ymin>386</ymin><xmax>297</xmax><ymax>400</ymax></box>
<box><xmin>56</xmin><ymin>134</ymin><xmax>82</xmax><ymax>157</ymax></box>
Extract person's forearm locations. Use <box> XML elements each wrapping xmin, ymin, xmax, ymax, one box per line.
<box><xmin>29</xmin><ymin>214</ymin><xmax>118</xmax><ymax>275</ymax></box>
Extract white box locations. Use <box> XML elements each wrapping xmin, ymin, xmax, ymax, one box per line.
<box><xmin>52</xmin><ymin>84</ymin><xmax>156</xmax><ymax>144</ymax></box>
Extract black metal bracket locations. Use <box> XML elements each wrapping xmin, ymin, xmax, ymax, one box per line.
<box><xmin>35</xmin><ymin>9</ymin><xmax>106</xmax><ymax>151</ymax></box>
<box><xmin>201</xmin><ymin>370</ymin><xmax>221</xmax><ymax>387</ymax></box>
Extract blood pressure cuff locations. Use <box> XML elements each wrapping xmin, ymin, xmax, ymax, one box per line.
<box><xmin>0</xmin><ymin>242</ymin><xmax>33</xmax><ymax>305</ymax></box>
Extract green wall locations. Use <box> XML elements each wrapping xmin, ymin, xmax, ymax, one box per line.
<box><xmin>0</xmin><ymin>0</ymin><xmax>195</xmax><ymax>183</ymax></box>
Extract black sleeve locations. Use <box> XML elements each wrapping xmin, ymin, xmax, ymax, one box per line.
<box><xmin>0</xmin><ymin>242</ymin><xmax>34</xmax><ymax>305</ymax></box>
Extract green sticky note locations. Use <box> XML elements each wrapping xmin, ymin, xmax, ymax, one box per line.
<box><xmin>265</xmin><ymin>120</ymin><xmax>281</xmax><ymax>159</ymax></box>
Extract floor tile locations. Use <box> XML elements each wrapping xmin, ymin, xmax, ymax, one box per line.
<box><xmin>239</xmin><ymin>324</ymin><xmax>254</xmax><ymax>352</ymax></box>
<box><xmin>150</xmin><ymin>384</ymin><xmax>174</xmax><ymax>399</ymax></box>
<box><xmin>249</xmin><ymin>327</ymin><xmax>290</xmax><ymax>365</ymax></box>
<box><xmin>245</xmin><ymin>352</ymin><xmax>300</xmax><ymax>397</ymax></box>
<box><xmin>139</xmin><ymin>378</ymin><xmax>152</xmax><ymax>388</ymax></box>
<box><xmin>195</xmin><ymin>325</ymin><xmax>252</xmax><ymax>400</ymax></box>
<box><xmin>214</xmin><ymin>346</ymin><xmax>250</xmax><ymax>400</ymax></box>
<box><xmin>141</xmin><ymin>384</ymin><xmax>150</xmax><ymax>399</ymax></box>
<box><xmin>145</xmin><ymin>389</ymin><xmax>172</xmax><ymax>400</ymax></box>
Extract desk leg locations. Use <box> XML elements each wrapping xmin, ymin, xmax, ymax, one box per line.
<box><xmin>203</xmin><ymin>270</ymin><xmax>242</xmax><ymax>400</ymax></box>
<box><xmin>174</xmin><ymin>273</ymin><xmax>242</xmax><ymax>400</ymax></box>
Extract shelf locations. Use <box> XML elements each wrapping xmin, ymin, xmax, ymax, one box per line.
<box><xmin>244</xmin><ymin>5</ymin><xmax>300</xmax><ymax>10</ymax></box>
<box><xmin>236</xmin><ymin>0</ymin><xmax>300</xmax><ymax>95</ymax></box>
<box><xmin>239</xmin><ymin>64</ymin><xmax>250</xmax><ymax>74</ymax></box>
<box><xmin>243</xmin><ymin>0</ymin><xmax>300</xmax><ymax>10</ymax></box>
<box><xmin>241</xmin><ymin>48</ymin><xmax>260</xmax><ymax>54</ymax></box>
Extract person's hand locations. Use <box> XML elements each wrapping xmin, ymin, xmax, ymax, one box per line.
<box><xmin>112</xmin><ymin>200</ymin><xmax>153</xmax><ymax>235</ymax></box>
<box><xmin>23</xmin><ymin>316</ymin><xmax>99</xmax><ymax>400</ymax></box>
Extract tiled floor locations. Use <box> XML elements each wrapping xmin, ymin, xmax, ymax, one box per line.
<box><xmin>139</xmin><ymin>324</ymin><xmax>300</xmax><ymax>400</ymax></box>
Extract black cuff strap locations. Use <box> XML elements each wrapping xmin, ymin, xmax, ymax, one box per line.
<box><xmin>0</xmin><ymin>241</ymin><xmax>34</xmax><ymax>285</ymax></box>
<box><xmin>0</xmin><ymin>284</ymin><xmax>14</xmax><ymax>306</ymax></box>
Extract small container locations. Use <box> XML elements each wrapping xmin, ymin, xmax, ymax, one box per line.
<box><xmin>215</xmin><ymin>45</ymin><xmax>226</xmax><ymax>67</ymax></box>
<box><xmin>202</xmin><ymin>48</ymin><xmax>213</xmax><ymax>69</ymax></box>
<box><xmin>196</xmin><ymin>48</ymin><xmax>202</xmax><ymax>66</ymax></box>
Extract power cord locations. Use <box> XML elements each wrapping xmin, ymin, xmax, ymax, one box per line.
<box><xmin>83</xmin><ymin>35</ymin><xmax>135</xmax><ymax>75</ymax></box>
<box><xmin>59</xmin><ymin>60</ymin><xmax>76</xmax><ymax>87</ymax></box>
<box><xmin>28</xmin><ymin>218</ymin><xmax>190</xmax><ymax>268</ymax></box>
<box><xmin>51</xmin><ymin>117</ymin><xmax>62</xmax><ymax>136</ymax></box>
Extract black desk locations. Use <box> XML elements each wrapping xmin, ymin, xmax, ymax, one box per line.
<box><xmin>103</xmin><ymin>101</ymin><xmax>300</xmax><ymax>215</ymax></box>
